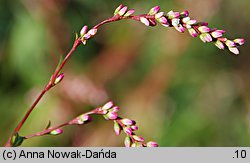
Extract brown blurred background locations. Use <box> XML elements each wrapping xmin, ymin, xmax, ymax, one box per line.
<box><xmin>0</xmin><ymin>0</ymin><xmax>249</xmax><ymax>146</ymax></box>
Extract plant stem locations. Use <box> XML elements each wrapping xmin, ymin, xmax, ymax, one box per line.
<box><xmin>4</xmin><ymin>14</ymin><xmax>155</xmax><ymax>147</ymax></box>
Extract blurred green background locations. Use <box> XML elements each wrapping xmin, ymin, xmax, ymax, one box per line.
<box><xmin>0</xmin><ymin>0</ymin><xmax>249</xmax><ymax>146</ymax></box>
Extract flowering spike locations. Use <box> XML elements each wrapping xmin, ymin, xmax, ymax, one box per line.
<box><xmin>146</xmin><ymin>141</ymin><xmax>158</xmax><ymax>147</ymax></box>
<box><xmin>124</xmin><ymin>136</ymin><xmax>131</xmax><ymax>147</ymax></box>
<box><xmin>124</xmin><ymin>9</ymin><xmax>135</xmax><ymax>17</ymax></box>
<box><xmin>54</xmin><ymin>73</ymin><xmax>64</xmax><ymax>85</ymax></box>
<box><xmin>140</xmin><ymin>17</ymin><xmax>150</xmax><ymax>26</ymax></box>
<box><xmin>118</xmin><ymin>6</ymin><xmax>128</xmax><ymax>16</ymax></box>
<box><xmin>49</xmin><ymin>128</ymin><xmax>63</xmax><ymax>135</ymax></box>
<box><xmin>149</xmin><ymin>6</ymin><xmax>160</xmax><ymax>15</ymax></box>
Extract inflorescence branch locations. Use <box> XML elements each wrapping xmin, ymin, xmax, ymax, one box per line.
<box><xmin>5</xmin><ymin>4</ymin><xmax>244</xmax><ymax>147</ymax></box>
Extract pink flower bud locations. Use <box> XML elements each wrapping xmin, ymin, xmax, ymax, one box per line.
<box><xmin>110</xmin><ymin>106</ymin><xmax>120</xmax><ymax>112</ymax></box>
<box><xmin>155</xmin><ymin>12</ymin><xmax>164</xmax><ymax>19</ymax></box>
<box><xmin>80</xmin><ymin>25</ymin><xmax>88</xmax><ymax>36</ymax></box>
<box><xmin>225</xmin><ymin>40</ymin><xmax>236</xmax><ymax>47</ymax></box>
<box><xmin>132</xmin><ymin>135</ymin><xmax>145</xmax><ymax>142</ymax></box>
<box><xmin>167</xmin><ymin>10</ymin><xmax>180</xmax><ymax>19</ymax></box>
<box><xmin>186</xmin><ymin>19</ymin><xmax>197</xmax><ymax>25</ymax></box>
<box><xmin>54</xmin><ymin>73</ymin><xmax>64</xmax><ymax>85</ymax></box>
<box><xmin>215</xmin><ymin>40</ymin><xmax>225</xmax><ymax>50</ymax></box>
<box><xmin>198</xmin><ymin>26</ymin><xmax>210</xmax><ymax>33</ymax></box>
<box><xmin>123</xmin><ymin>127</ymin><xmax>133</xmax><ymax>135</ymax></box>
<box><xmin>114</xmin><ymin>4</ymin><xmax>124</xmax><ymax>15</ymax></box>
<box><xmin>174</xmin><ymin>25</ymin><xmax>185</xmax><ymax>33</ymax></box>
<box><xmin>188</xmin><ymin>28</ymin><xmax>198</xmax><ymax>37</ymax></box>
<box><xmin>114</xmin><ymin>121</ymin><xmax>121</xmax><ymax>135</ymax></box>
<box><xmin>121</xmin><ymin>118</ymin><xmax>135</xmax><ymax>126</ymax></box>
<box><xmin>182</xmin><ymin>17</ymin><xmax>191</xmax><ymax>23</ymax></box>
<box><xmin>118</xmin><ymin>6</ymin><xmax>128</xmax><ymax>16</ymax></box>
<box><xmin>131</xmin><ymin>125</ymin><xmax>138</xmax><ymax>131</ymax></box>
<box><xmin>124</xmin><ymin>9</ymin><xmax>135</xmax><ymax>17</ymax></box>
<box><xmin>124</xmin><ymin>136</ymin><xmax>131</xmax><ymax>147</ymax></box>
<box><xmin>199</xmin><ymin>33</ymin><xmax>213</xmax><ymax>43</ymax></box>
<box><xmin>158</xmin><ymin>16</ymin><xmax>169</xmax><ymax>27</ymax></box>
<box><xmin>234</xmin><ymin>38</ymin><xmax>245</xmax><ymax>45</ymax></box>
<box><xmin>106</xmin><ymin>111</ymin><xmax>118</xmax><ymax>120</ymax></box>
<box><xmin>146</xmin><ymin>141</ymin><xmax>158</xmax><ymax>147</ymax></box>
<box><xmin>149</xmin><ymin>6</ymin><xmax>160</xmax><ymax>15</ymax></box>
<box><xmin>50</xmin><ymin>128</ymin><xmax>63</xmax><ymax>135</ymax></box>
<box><xmin>140</xmin><ymin>17</ymin><xmax>150</xmax><ymax>26</ymax></box>
<box><xmin>181</xmin><ymin>10</ymin><xmax>189</xmax><ymax>17</ymax></box>
<box><xmin>102</xmin><ymin>101</ymin><xmax>114</xmax><ymax>110</ymax></box>
<box><xmin>88</xmin><ymin>28</ymin><xmax>97</xmax><ymax>36</ymax></box>
<box><xmin>211</xmin><ymin>30</ymin><xmax>225</xmax><ymax>38</ymax></box>
<box><xmin>229</xmin><ymin>47</ymin><xmax>239</xmax><ymax>55</ymax></box>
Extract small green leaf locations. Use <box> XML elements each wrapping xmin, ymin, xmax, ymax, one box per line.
<box><xmin>11</xmin><ymin>133</ymin><xmax>25</xmax><ymax>147</ymax></box>
<box><xmin>45</xmin><ymin>120</ymin><xmax>51</xmax><ymax>129</ymax></box>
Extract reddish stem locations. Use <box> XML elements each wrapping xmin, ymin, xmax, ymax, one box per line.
<box><xmin>4</xmin><ymin>13</ymin><xmax>155</xmax><ymax>147</ymax></box>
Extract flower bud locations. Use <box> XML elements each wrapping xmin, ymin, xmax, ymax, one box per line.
<box><xmin>225</xmin><ymin>40</ymin><xmax>236</xmax><ymax>47</ymax></box>
<box><xmin>124</xmin><ymin>9</ymin><xmax>135</xmax><ymax>17</ymax></box>
<box><xmin>50</xmin><ymin>128</ymin><xmax>63</xmax><ymax>135</ymax></box>
<box><xmin>234</xmin><ymin>38</ymin><xmax>245</xmax><ymax>45</ymax></box>
<box><xmin>114</xmin><ymin>4</ymin><xmax>124</xmax><ymax>15</ymax></box>
<box><xmin>181</xmin><ymin>10</ymin><xmax>189</xmax><ymax>17</ymax></box>
<box><xmin>149</xmin><ymin>6</ymin><xmax>160</xmax><ymax>15</ymax></box>
<box><xmin>200</xmin><ymin>33</ymin><xmax>213</xmax><ymax>43</ymax></box>
<box><xmin>229</xmin><ymin>47</ymin><xmax>239</xmax><ymax>55</ymax></box>
<box><xmin>155</xmin><ymin>12</ymin><xmax>164</xmax><ymax>19</ymax></box>
<box><xmin>146</xmin><ymin>141</ymin><xmax>158</xmax><ymax>147</ymax></box>
<box><xmin>123</xmin><ymin>127</ymin><xmax>133</xmax><ymax>135</ymax></box>
<box><xmin>114</xmin><ymin>121</ymin><xmax>121</xmax><ymax>135</ymax></box>
<box><xmin>102</xmin><ymin>101</ymin><xmax>114</xmax><ymax>110</ymax></box>
<box><xmin>80</xmin><ymin>25</ymin><xmax>88</xmax><ymax>36</ymax></box>
<box><xmin>188</xmin><ymin>28</ymin><xmax>198</xmax><ymax>37</ymax></box>
<box><xmin>140</xmin><ymin>17</ymin><xmax>150</xmax><ymax>26</ymax></box>
<box><xmin>118</xmin><ymin>6</ymin><xmax>128</xmax><ymax>16</ymax></box>
<box><xmin>54</xmin><ymin>73</ymin><xmax>64</xmax><ymax>85</ymax></box>
<box><xmin>198</xmin><ymin>26</ymin><xmax>210</xmax><ymax>33</ymax></box>
<box><xmin>124</xmin><ymin>136</ymin><xmax>131</xmax><ymax>147</ymax></box>
<box><xmin>88</xmin><ymin>28</ymin><xmax>97</xmax><ymax>36</ymax></box>
<box><xmin>121</xmin><ymin>118</ymin><xmax>135</xmax><ymax>126</ymax></box>
<box><xmin>106</xmin><ymin>111</ymin><xmax>118</xmax><ymax>120</ymax></box>
<box><xmin>211</xmin><ymin>30</ymin><xmax>225</xmax><ymax>38</ymax></box>
<box><xmin>132</xmin><ymin>135</ymin><xmax>145</xmax><ymax>142</ymax></box>
<box><xmin>171</xmin><ymin>18</ymin><xmax>180</xmax><ymax>27</ymax></box>
<box><xmin>167</xmin><ymin>11</ymin><xmax>180</xmax><ymax>19</ymax></box>
<box><xmin>215</xmin><ymin>40</ymin><xmax>225</xmax><ymax>50</ymax></box>
<box><xmin>131</xmin><ymin>125</ymin><xmax>138</xmax><ymax>131</ymax></box>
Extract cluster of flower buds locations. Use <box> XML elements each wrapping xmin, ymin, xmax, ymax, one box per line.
<box><xmin>94</xmin><ymin>101</ymin><xmax>119</xmax><ymax>120</ymax></box>
<box><xmin>114</xmin><ymin>117</ymin><xmax>158</xmax><ymax>147</ymax></box>
<box><xmin>96</xmin><ymin>101</ymin><xmax>158</xmax><ymax>147</ymax></box>
<box><xmin>68</xmin><ymin>114</ymin><xmax>92</xmax><ymax>125</ymax></box>
<box><xmin>114</xmin><ymin>4</ymin><xmax>135</xmax><ymax>17</ymax></box>
<box><xmin>116</xmin><ymin>4</ymin><xmax>244</xmax><ymax>55</ymax></box>
<box><xmin>79</xmin><ymin>25</ymin><xmax>98</xmax><ymax>45</ymax></box>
